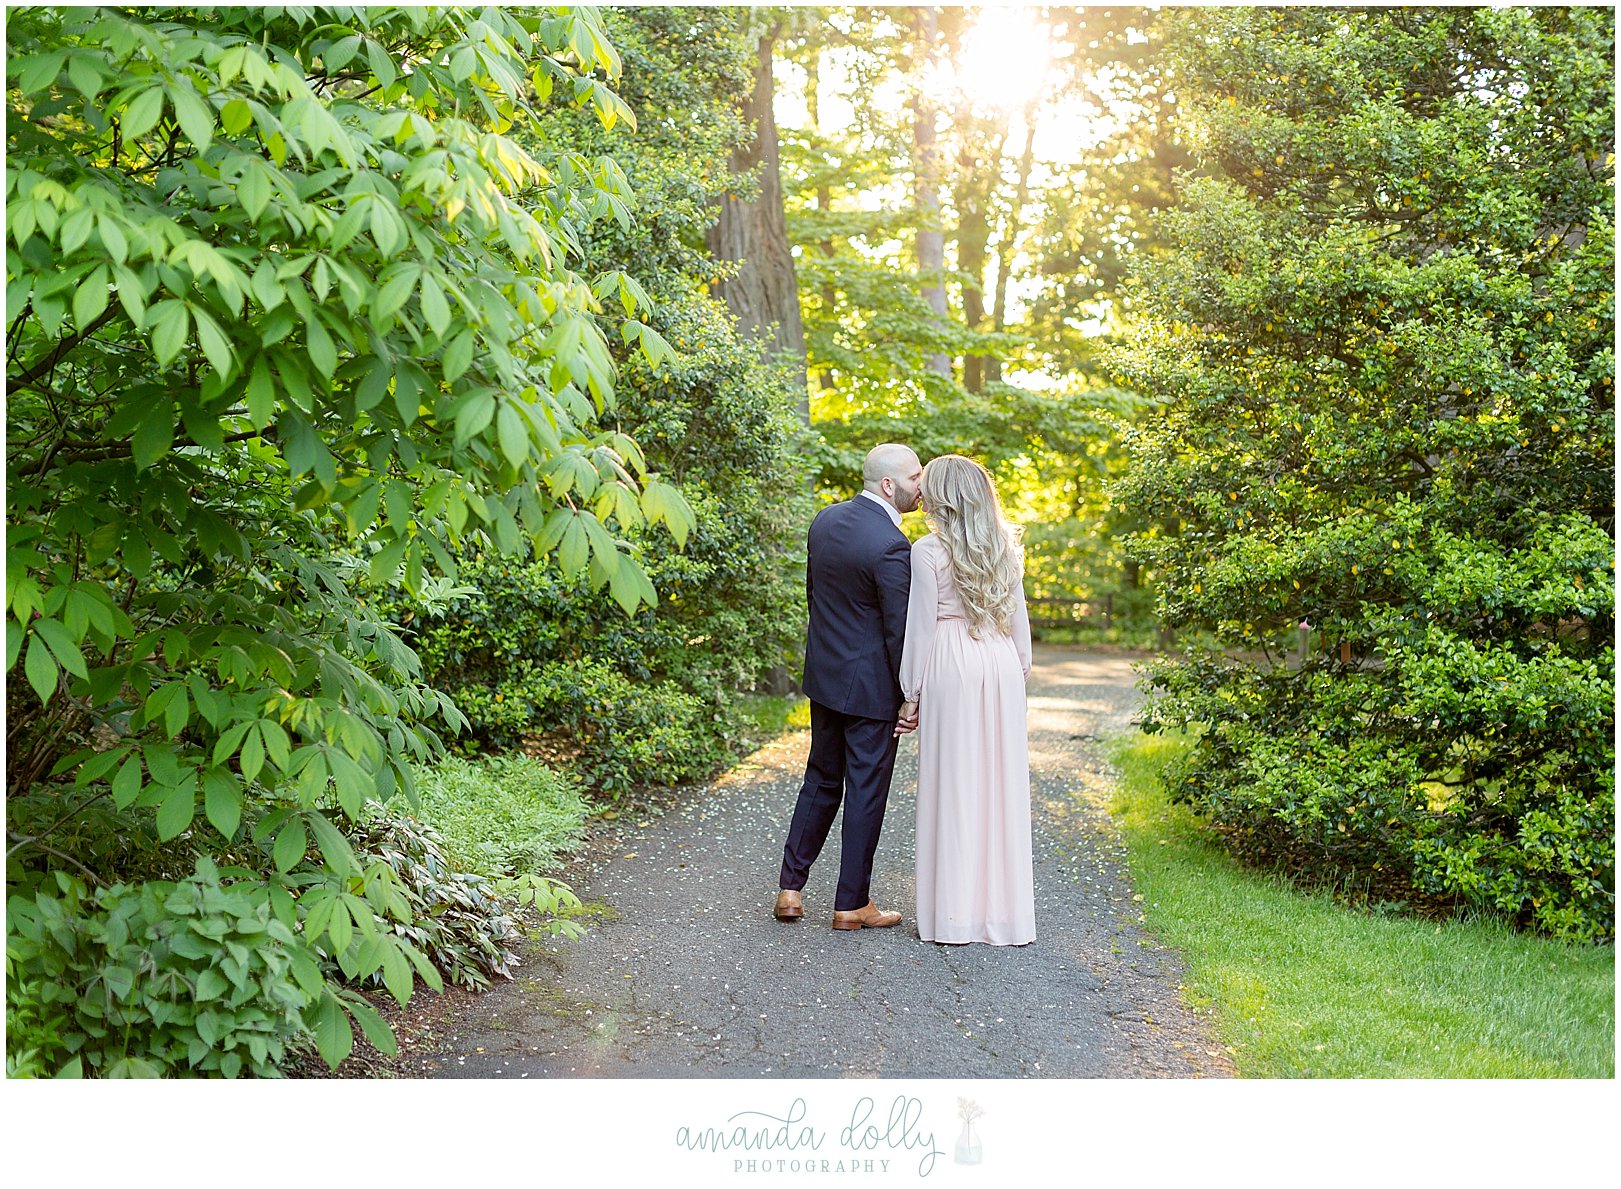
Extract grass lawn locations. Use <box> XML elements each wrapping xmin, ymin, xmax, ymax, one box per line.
<box><xmin>1105</xmin><ymin>731</ymin><xmax>1616</xmax><ymax>1078</ymax></box>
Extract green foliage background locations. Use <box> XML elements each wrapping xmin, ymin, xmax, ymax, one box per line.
<box><xmin>383</xmin><ymin>8</ymin><xmax>811</xmax><ymax>795</ymax></box>
<box><xmin>1117</xmin><ymin>6</ymin><xmax>1615</xmax><ymax>941</ymax></box>
<box><xmin>5</xmin><ymin>4</ymin><xmax>691</xmax><ymax>1075</ymax></box>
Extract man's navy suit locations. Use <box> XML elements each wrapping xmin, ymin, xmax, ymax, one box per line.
<box><xmin>779</xmin><ymin>494</ymin><xmax>912</xmax><ymax>912</ymax></box>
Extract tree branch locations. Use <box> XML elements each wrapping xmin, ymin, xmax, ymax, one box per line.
<box><xmin>9</xmin><ymin>305</ymin><xmax>125</xmax><ymax>389</ymax></box>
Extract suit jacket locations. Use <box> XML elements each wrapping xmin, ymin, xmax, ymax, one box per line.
<box><xmin>799</xmin><ymin>496</ymin><xmax>912</xmax><ymax>720</ymax></box>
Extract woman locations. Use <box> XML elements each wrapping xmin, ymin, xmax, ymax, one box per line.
<box><xmin>898</xmin><ymin>454</ymin><xmax>1035</xmax><ymax>946</ymax></box>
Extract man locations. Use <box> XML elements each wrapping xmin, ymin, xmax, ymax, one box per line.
<box><xmin>775</xmin><ymin>443</ymin><xmax>923</xmax><ymax>930</ymax></box>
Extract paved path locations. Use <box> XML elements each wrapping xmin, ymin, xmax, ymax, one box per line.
<box><xmin>414</xmin><ymin>647</ymin><xmax>1232</xmax><ymax>1078</ymax></box>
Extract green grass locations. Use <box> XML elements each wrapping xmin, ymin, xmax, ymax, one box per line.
<box><xmin>733</xmin><ymin>692</ymin><xmax>811</xmax><ymax>737</ymax></box>
<box><xmin>410</xmin><ymin>752</ymin><xmax>589</xmax><ymax>879</ymax></box>
<box><xmin>1104</xmin><ymin>731</ymin><xmax>1616</xmax><ymax>1078</ymax></box>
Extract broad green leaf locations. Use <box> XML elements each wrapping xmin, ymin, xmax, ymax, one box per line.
<box><xmin>155</xmin><ymin>775</ymin><xmax>195</xmax><ymax>841</ymax></box>
<box><xmin>220</xmin><ymin>98</ymin><xmax>253</xmax><ymax>136</ymax></box>
<box><xmin>72</xmin><ymin>265</ymin><xmax>110</xmax><ymax>333</ymax></box>
<box><xmin>356</xmin><ymin>357</ymin><xmax>392</xmax><ymax>411</ymax></box>
<box><xmin>305</xmin><ymin>316</ymin><xmax>337</xmax><ymax>378</ymax></box>
<box><xmin>99</xmin><ymin>216</ymin><xmax>129</xmax><ymax>265</ymax></box>
<box><xmin>195</xmin><ymin>968</ymin><xmax>229</xmax><ymax>1002</ymax></box>
<box><xmin>558</xmin><ymin>516</ymin><xmax>589</xmax><ymax>577</ymax></box>
<box><xmin>443</xmin><ymin>328</ymin><xmax>475</xmax><ymax>382</ymax></box>
<box><xmin>452</xmin><ymin>390</ymin><xmax>496</xmax><ymax>446</ymax></box>
<box><xmin>203</xmin><ymin>768</ymin><xmax>242</xmax><ymax>838</ymax></box>
<box><xmin>496</xmin><ymin>403</ymin><xmax>529</xmax><ymax>468</ymax></box>
<box><xmin>369</xmin><ymin>197</ymin><xmax>405</xmax><ymax>257</ymax></box>
<box><xmin>272</xmin><ymin>816</ymin><xmax>307</xmax><ymax>873</ymax></box>
<box><xmin>344</xmin><ymin>995</ymin><xmax>398</xmax><ymax>1055</ymax></box>
<box><xmin>67</xmin><ymin>52</ymin><xmax>103</xmax><ymax>101</ymax></box>
<box><xmin>212</xmin><ymin>721</ymin><xmax>252</xmax><ymax>766</ymax></box>
<box><xmin>238</xmin><ymin>164</ymin><xmax>271</xmax><ymax>221</ymax></box>
<box><xmin>419</xmin><ymin>271</ymin><xmax>450</xmax><ymax>338</ymax></box>
<box><xmin>310</xmin><ymin>992</ymin><xmax>354</xmax><ymax>1071</ymax></box>
<box><xmin>636</xmin><ymin>323</ymin><xmax>674</xmax><ymax>367</ymax></box>
<box><xmin>373</xmin><ymin>264</ymin><xmax>418</xmax><ymax>323</ymax></box>
<box><xmin>111</xmin><ymin>263</ymin><xmax>146</xmax><ymax>326</ymax></box>
<box><xmin>132</xmin><ymin>403</ymin><xmax>175</xmax><ymax>470</ymax></box>
<box><xmin>239</xmin><ymin>724</ymin><xmax>266</xmax><ymax>784</ymax></box>
<box><xmin>32</xmin><ymin>617</ymin><xmax>87</xmax><ymax>678</ymax></box>
<box><xmin>368</xmin><ymin>537</ymin><xmax>408</xmax><ymax>586</ymax></box>
<box><xmin>379</xmin><ymin>937</ymin><xmax>414</xmax><ymax>1005</ymax></box>
<box><xmin>169</xmin><ymin>82</ymin><xmax>214</xmax><ymax>152</ymax></box>
<box><xmin>641</xmin><ymin>477</ymin><xmax>695</xmax><ymax>548</ymax></box>
<box><xmin>149</xmin><ymin>300</ymin><xmax>190</xmax><ymax>366</ymax></box>
<box><xmin>308</xmin><ymin>812</ymin><xmax>358</xmax><ymax>874</ymax></box>
<box><xmin>121</xmin><ymin>84</ymin><xmax>164</xmax><ymax>139</ymax></box>
<box><xmin>245</xmin><ymin>357</ymin><xmax>275</xmax><ymax>427</ymax></box>
<box><xmin>111</xmin><ymin>755</ymin><xmax>143</xmax><ymax>808</ymax></box>
<box><xmin>60</xmin><ymin>207</ymin><xmax>95</xmax><ymax>254</ymax></box>
<box><xmin>165</xmin><ymin>683</ymin><xmax>189</xmax><ymax>737</ymax></box>
<box><xmin>193</xmin><ymin>307</ymin><xmax>234</xmax><ymax>379</ymax></box>
<box><xmin>366</xmin><ymin>39</ymin><xmax>398</xmax><ymax>90</ymax></box>
<box><xmin>24</xmin><ymin>638</ymin><xmax>56</xmax><ymax>704</ymax></box>
<box><xmin>6</xmin><ymin>618</ymin><xmax>24</xmax><ymax>670</ymax></box>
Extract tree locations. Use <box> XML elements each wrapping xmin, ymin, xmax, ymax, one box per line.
<box><xmin>1116</xmin><ymin>7</ymin><xmax>1615</xmax><ymax>941</ymax></box>
<box><xmin>706</xmin><ymin>16</ymin><xmax>809</xmax><ymax>417</ymax></box>
<box><xmin>389</xmin><ymin>6</ymin><xmax>814</xmax><ymax>787</ymax></box>
<box><xmin>6</xmin><ymin>5</ymin><xmax>688</xmax><ymax>1071</ymax></box>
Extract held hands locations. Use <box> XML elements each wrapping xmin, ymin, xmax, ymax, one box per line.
<box><xmin>894</xmin><ymin>700</ymin><xmax>919</xmax><ymax>737</ymax></box>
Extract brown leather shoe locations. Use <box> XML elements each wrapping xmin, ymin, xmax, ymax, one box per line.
<box><xmin>831</xmin><ymin>901</ymin><xmax>902</xmax><ymax>930</ymax></box>
<box><xmin>774</xmin><ymin>890</ymin><xmax>804</xmax><ymax>921</ymax></box>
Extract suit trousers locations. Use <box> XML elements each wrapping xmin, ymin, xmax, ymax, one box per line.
<box><xmin>779</xmin><ymin>699</ymin><xmax>901</xmax><ymax>912</ymax></box>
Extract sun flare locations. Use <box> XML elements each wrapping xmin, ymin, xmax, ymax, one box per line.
<box><xmin>953</xmin><ymin>9</ymin><xmax>1054</xmax><ymax>111</ymax></box>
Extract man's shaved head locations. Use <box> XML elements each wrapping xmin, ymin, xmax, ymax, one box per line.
<box><xmin>863</xmin><ymin>443</ymin><xmax>920</xmax><ymax>488</ymax></box>
<box><xmin>862</xmin><ymin>443</ymin><xmax>923</xmax><ymax>513</ymax></box>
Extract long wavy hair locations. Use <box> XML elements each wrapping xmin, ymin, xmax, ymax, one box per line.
<box><xmin>921</xmin><ymin>455</ymin><xmax>1023</xmax><ymax>637</ymax></box>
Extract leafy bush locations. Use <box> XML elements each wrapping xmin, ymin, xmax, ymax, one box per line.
<box><xmin>6</xmin><ymin>859</ymin><xmax>317</xmax><ymax>1078</ymax></box>
<box><xmin>1118</xmin><ymin>7</ymin><xmax>1614</xmax><ymax>942</ymax></box>
<box><xmin>442</xmin><ymin>657</ymin><xmax>735</xmax><ymax>796</ymax></box>
<box><xmin>409</xmin><ymin>753</ymin><xmax>587</xmax><ymax>878</ymax></box>
<box><xmin>371</xmin><ymin>6</ymin><xmax>812</xmax><ymax>799</ymax></box>
<box><xmin>5</xmin><ymin>5</ymin><xmax>683</xmax><ymax>1070</ymax></box>
<box><xmin>344</xmin><ymin>808</ymin><xmax>580</xmax><ymax>991</ymax></box>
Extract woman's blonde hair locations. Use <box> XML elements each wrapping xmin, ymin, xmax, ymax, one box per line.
<box><xmin>921</xmin><ymin>454</ymin><xmax>1023</xmax><ymax>637</ymax></box>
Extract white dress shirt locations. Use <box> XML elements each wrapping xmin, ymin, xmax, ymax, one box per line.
<box><xmin>858</xmin><ymin>489</ymin><xmax>902</xmax><ymax>528</ymax></box>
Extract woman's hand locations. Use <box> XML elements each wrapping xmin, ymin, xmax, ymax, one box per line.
<box><xmin>895</xmin><ymin>699</ymin><xmax>919</xmax><ymax>737</ymax></box>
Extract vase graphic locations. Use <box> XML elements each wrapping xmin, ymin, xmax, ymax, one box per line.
<box><xmin>954</xmin><ymin>1120</ymin><xmax>983</xmax><ymax>1165</ymax></box>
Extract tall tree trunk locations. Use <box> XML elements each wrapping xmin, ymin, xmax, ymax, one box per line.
<box><xmin>707</xmin><ymin>28</ymin><xmax>809</xmax><ymax>421</ymax></box>
<box><xmin>957</xmin><ymin>177</ymin><xmax>989</xmax><ymax>393</ymax></box>
<box><xmin>985</xmin><ymin>89</ymin><xmax>1044</xmax><ymax>385</ymax></box>
<box><xmin>946</xmin><ymin>7</ymin><xmax>1002</xmax><ymax>396</ymax></box>
<box><xmin>909</xmin><ymin>7</ymin><xmax>950</xmax><ymax>378</ymax></box>
<box><xmin>808</xmin><ymin>48</ymin><xmax>838</xmax><ymax>393</ymax></box>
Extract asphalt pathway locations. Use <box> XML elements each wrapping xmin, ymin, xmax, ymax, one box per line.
<box><xmin>417</xmin><ymin>646</ymin><xmax>1232</xmax><ymax>1078</ymax></box>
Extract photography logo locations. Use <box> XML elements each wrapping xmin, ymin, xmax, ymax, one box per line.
<box><xmin>673</xmin><ymin>1094</ymin><xmax>947</xmax><ymax>1177</ymax></box>
<box><xmin>953</xmin><ymin>1098</ymin><xmax>984</xmax><ymax>1166</ymax></box>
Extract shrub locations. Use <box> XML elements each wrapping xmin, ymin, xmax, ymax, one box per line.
<box><xmin>1145</xmin><ymin>648</ymin><xmax>1615</xmax><ymax>943</ymax></box>
<box><xmin>347</xmin><ymin>806</ymin><xmax>584</xmax><ymax>990</ymax></box>
<box><xmin>446</xmin><ymin>658</ymin><xmax>735</xmax><ymax>796</ymax></box>
<box><xmin>346</xmin><ymin>811</ymin><xmax>513</xmax><ymax>991</ymax></box>
<box><xmin>1117</xmin><ymin>7</ymin><xmax>1614</xmax><ymax>942</ymax></box>
<box><xmin>409</xmin><ymin>754</ymin><xmax>588</xmax><ymax>878</ymax></box>
<box><xmin>5</xmin><ymin>4</ymin><xmax>679</xmax><ymax>1071</ymax></box>
<box><xmin>6</xmin><ymin>859</ymin><xmax>316</xmax><ymax>1078</ymax></box>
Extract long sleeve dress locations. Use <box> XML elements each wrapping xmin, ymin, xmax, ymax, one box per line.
<box><xmin>898</xmin><ymin>534</ymin><xmax>1035</xmax><ymax>946</ymax></box>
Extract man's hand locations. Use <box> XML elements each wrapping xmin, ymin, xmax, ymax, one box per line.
<box><xmin>894</xmin><ymin>700</ymin><xmax>919</xmax><ymax>737</ymax></box>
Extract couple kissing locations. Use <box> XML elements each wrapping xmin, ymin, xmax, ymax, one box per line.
<box><xmin>774</xmin><ymin>444</ymin><xmax>1035</xmax><ymax>947</ymax></box>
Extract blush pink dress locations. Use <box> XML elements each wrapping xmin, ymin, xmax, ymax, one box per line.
<box><xmin>899</xmin><ymin>534</ymin><xmax>1035</xmax><ymax>946</ymax></box>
